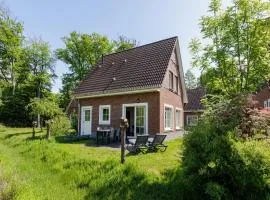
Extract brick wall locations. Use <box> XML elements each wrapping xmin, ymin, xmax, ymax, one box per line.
<box><xmin>160</xmin><ymin>56</ymin><xmax>184</xmax><ymax>132</ymax></box>
<box><xmin>78</xmin><ymin>92</ymin><xmax>160</xmax><ymax>135</ymax></box>
<box><xmin>255</xmin><ymin>85</ymin><xmax>270</xmax><ymax>108</ymax></box>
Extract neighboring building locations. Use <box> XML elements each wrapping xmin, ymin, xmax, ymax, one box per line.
<box><xmin>255</xmin><ymin>83</ymin><xmax>270</xmax><ymax>109</ymax></box>
<box><xmin>184</xmin><ymin>87</ymin><xmax>205</xmax><ymax>126</ymax></box>
<box><xmin>70</xmin><ymin>37</ymin><xmax>188</xmax><ymax>136</ymax></box>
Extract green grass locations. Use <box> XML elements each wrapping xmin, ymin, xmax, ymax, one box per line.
<box><xmin>0</xmin><ymin>127</ymin><xmax>184</xmax><ymax>200</ymax></box>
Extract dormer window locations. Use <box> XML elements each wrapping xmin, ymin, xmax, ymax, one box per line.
<box><xmin>169</xmin><ymin>71</ymin><xmax>174</xmax><ymax>90</ymax></box>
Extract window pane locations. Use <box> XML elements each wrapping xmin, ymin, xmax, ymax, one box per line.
<box><xmin>165</xmin><ymin>107</ymin><xmax>172</xmax><ymax>129</ymax></box>
<box><xmin>85</xmin><ymin>110</ymin><xmax>90</xmax><ymax>121</ymax></box>
<box><xmin>102</xmin><ymin>108</ymin><xmax>109</xmax><ymax>121</ymax></box>
<box><xmin>136</xmin><ymin>106</ymin><xmax>145</xmax><ymax>135</ymax></box>
<box><xmin>169</xmin><ymin>72</ymin><xmax>174</xmax><ymax>90</ymax></box>
<box><xmin>176</xmin><ymin>110</ymin><xmax>180</xmax><ymax>128</ymax></box>
<box><xmin>175</xmin><ymin>76</ymin><xmax>178</xmax><ymax>93</ymax></box>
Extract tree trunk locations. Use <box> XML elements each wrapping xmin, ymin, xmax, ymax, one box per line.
<box><xmin>37</xmin><ymin>86</ymin><xmax>41</xmax><ymax>128</ymax></box>
<box><xmin>120</xmin><ymin>126</ymin><xmax>126</xmax><ymax>164</ymax></box>
<box><xmin>46</xmin><ymin>123</ymin><xmax>51</xmax><ymax>139</ymax></box>
<box><xmin>32</xmin><ymin>126</ymin><xmax>35</xmax><ymax>138</ymax></box>
<box><xmin>10</xmin><ymin>60</ymin><xmax>16</xmax><ymax>95</ymax></box>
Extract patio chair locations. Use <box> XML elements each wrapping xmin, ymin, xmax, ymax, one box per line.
<box><xmin>126</xmin><ymin>135</ymin><xmax>149</xmax><ymax>153</ymax></box>
<box><xmin>147</xmin><ymin>134</ymin><xmax>168</xmax><ymax>152</ymax></box>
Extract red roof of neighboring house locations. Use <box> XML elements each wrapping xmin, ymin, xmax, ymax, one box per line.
<box><xmin>184</xmin><ymin>87</ymin><xmax>205</xmax><ymax>111</ymax></box>
<box><xmin>73</xmin><ymin>37</ymin><xmax>178</xmax><ymax>95</ymax></box>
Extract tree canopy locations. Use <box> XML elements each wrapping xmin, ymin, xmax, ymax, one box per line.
<box><xmin>56</xmin><ymin>32</ymin><xmax>138</xmax><ymax>108</ymax></box>
<box><xmin>184</xmin><ymin>69</ymin><xmax>198</xmax><ymax>89</ymax></box>
<box><xmin>189</xmin><ymin>0</ymin><xmax>270</xmax><ymax>95</ymax></box>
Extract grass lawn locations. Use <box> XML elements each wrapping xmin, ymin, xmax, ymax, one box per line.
<box><xmin>0</xmin><ymin>127</ymin><xmax>184</xmax><ymax>200</ymax></box>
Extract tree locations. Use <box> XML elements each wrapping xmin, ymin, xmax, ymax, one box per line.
<box><xmin>55</xmin><ymin>32</ymin><xmax>114</xmax><ymax>108</ymax></box>
<box><xmin>184</xmin><ymin>69</ymin><xmax>197</xmax><ymax>89</ymax></box>
<box><xmin>189</xmin><ymin>0</ymin><xmax>270</xmax><ymax>95</ymax></box>
<box><xmin>27</xmin><ymin>98</ymin><xmax>70</xmax><ymax>138</ymax></box>
<box><xmin>56</xmin><ymin>32</ymin><xmax>137</xmax><ymax>109</ymax></box>
<box><xmin>113</xmin><ymin>35</ymin><xmax>138</xmax><ymax>52</ymax></box>
<box><xmin>23</xmin><ymin>38</ymin><xmax>56</xmax><ymax>127</ymax></box>
<box><xmin>0</xmin><ymin>6</ymin><xmax>24</xmax><ymax>95</ymax></box>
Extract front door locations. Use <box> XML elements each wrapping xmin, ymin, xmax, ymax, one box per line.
<box><xmin>81</xmin><ymin>106</ymin><xmax>92</xmax><ymax>135</ymax></box>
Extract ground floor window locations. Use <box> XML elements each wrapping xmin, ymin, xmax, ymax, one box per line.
<box><xmin>99</xmin><ymin>105</ymin><xmax>111</xmax><ymax>124</ymax></box>
<box><xmin>175</xmin><ymin>109</ymin><xmax>182</xmax><ymax>129</ymax></box>
<box><xmin>186</xmin><ymin>115</ymin><xmax>198</xmax><ymax>126</ymax></box>
<box><xmin>264</xmin><ymin>99</ymin><xmax>270</xmax><ymax>108</ymax></box>
<box><xmin>164</xmin><ymin>104</ymin><xmax>173</xmax><ymax>130</ymax></box>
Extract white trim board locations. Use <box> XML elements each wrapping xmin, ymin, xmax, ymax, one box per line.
<box><xmin>74</xmin><ymin>88</ymin><xmax>160</xmax><ymax>99</ymax></box>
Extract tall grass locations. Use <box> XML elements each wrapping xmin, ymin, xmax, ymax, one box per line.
<box><xmin>0</xmin><ymin>128</ymin><xmax>184</xmax><ymax>200</ymax></box>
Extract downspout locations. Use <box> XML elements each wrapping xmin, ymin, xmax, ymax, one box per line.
<box><xmin>77</xmin><ymin>99</ymin><xmax>80</xmax><ymax>136</ymax></box>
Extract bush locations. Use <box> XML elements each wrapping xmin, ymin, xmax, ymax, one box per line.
<box><xmin>182</xmin><ymin>94</ymin><xmax>270</xmax><ymax>199</ymax></box>
<box><xmin>183</xmin><ymin>120</ymin><xmax>270</xmax><ymax>199</ymax></box>
<box><xmin>50</xmin><ymin>115</ymin><xmax>71</xmax><ymax>136</ymax></box>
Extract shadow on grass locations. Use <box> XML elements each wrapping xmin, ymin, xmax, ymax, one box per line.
<box><xmin>4</xmin><ymin>131</ymin><xmax>35</xmax><ymax>139</ymax></box>
<box><xmin>81</xmin><ymin>161</ymin><xmax>186</xmax><ymax>200</ymax></box>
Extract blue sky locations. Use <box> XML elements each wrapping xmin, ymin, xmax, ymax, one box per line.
<box><xmin>4</xmin><ymin>0</ymin><xmax>227</xmax><ymax>92</ymax></box>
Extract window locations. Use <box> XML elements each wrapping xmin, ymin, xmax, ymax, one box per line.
<box><xmin>164</xmin><ymin>105</ymin><xmax>173</xmax><ymax>130</ymax></box>
<box><xmin>175</xmin><ymin>109</ymin><xmax>182</xmax><ymax>129</ymax></box>
<box><xmin>99</xmin><ymin>105</ymin><xmax>111</xmax><ymax>124</ymax></box>
<box><xmin>84</xmin><ymin>110</ymin><xmax>90</xmax><ymax>121</ymax></box>
<box><xmin>264</xmin><ymin>99</ymin><xmax>270</xmax><ymax>108</ymax></box>
<box><xmin>186</xmin><ymin>115</ymin><xmax>198</xmax><ymax>126</ymax></box>
<box><xmin>175</xmin><ymin>76</ymin><xmax>179</xmax><ymax>93</ymax></box>
<box><xmin>136</xmin><ymin>106</ymin><xmax>145</xmax><ymax>135</ymax></box>
<box><xmin>169</xmin><ymin>71</ymin><xmax>174</xmax><ymax>90</ymax></box>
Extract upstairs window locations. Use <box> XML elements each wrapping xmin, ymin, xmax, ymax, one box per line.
<box><xmin>99</xmin><ymin>105</ymin><xmax>111</xmax><ymax>125</ymax></box>
<box><xmin>175</xmin><ymin>75</ymin><xmax>179</xmax><ymax>93</ymax></box>
<box><xmin>169</xmin><ymin>71</ymin><xmax>174</xmax><ymax>90</ymax></box>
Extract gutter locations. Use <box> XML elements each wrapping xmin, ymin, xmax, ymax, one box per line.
<box><xmin>73</xmin><ymin>87</ymin><xmax>161</xmax><ymax>99</ymax></box>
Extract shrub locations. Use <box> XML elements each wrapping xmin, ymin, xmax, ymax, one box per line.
<box><xmin>183</xmin><ymin>93</ymin><xmax>270</xmax><ymax>199</ymax></box>
<box><xmin>50</xmin><ymin>115</ymin><xmax>71</xmax><ymax>136</ymax></box>
<box><xmin>183</xmin><ymin>120</ymin><xmax>270</xmax><ymax>199</ymax></box>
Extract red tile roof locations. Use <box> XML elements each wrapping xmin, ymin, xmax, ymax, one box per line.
<box><xmin>73</xmin><ymin>37</ymin><xmax>177</xmax><ymax>95</ymax></box>
<box><xmin>184</xmin><ymin>87</ymin><xmax>205</xmax><ymax>111</ymax></box>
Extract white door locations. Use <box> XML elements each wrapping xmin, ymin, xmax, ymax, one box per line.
<box><xmin>81</xmin><ymin>106</ymin><xmax>92</xmax><ymax>135</ymax></box>
<box><xmin>122</xmin><ymin>103</ymin><xmax>148</xmax><ymax>136</ymax></box>
<box><xmin>135</xmin><ymin>106</ymin><xmax>146</xmax><ymax>135</ymax></box>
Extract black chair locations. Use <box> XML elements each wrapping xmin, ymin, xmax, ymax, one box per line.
<box><xmin>147</xmin><ymin>134</ymin><xmax>168</xmax><ymax>152</ymax></box>
<box><xmin>126</xmin><ymin>135</ymin><xmax>149</xmax><ymax>153</ymax></box>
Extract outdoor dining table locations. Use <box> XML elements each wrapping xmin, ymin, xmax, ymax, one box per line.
<box><xmin>96</xmin><ymin>129</ymin><xmax>111</xmax><ymax>145</ymax></box>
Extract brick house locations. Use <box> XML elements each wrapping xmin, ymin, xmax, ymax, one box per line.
<box><xmin>184</xmin><ymin>87</ymin><xmax>205</xmax><ymax>126</ymax></box>
<box><xmin>254</xmin><ymin>83</ymin><xmax>270</xmax><ymax>109</ymax></box>
<box><xmin>70</xmin><ymin>37</ymin><xmax>188</xmax><ymax>136</ymax></box>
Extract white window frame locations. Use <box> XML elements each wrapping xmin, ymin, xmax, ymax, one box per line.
<box><xmin>264</xmin><ymin>99</ymin><xmax>270</xmax><ymax>108</ymax></box>
<box><xmin>186</xmin><ymin>115</ymin><xmax>198</xmax><ymax>126</ymax></box>
<box><xmin>122</xmin><ymin>103</ymin><xmax>148</xmax><ymax>136</ymax></box>
<box><xmin>175</xmin><ymin>108</ymin><xmax>182</xmax><ymax>130</ymax></box>
<box><xmin>169</xmin><ymin>71</ymin><xmax>174</xmax><ymax>90</ymax></box>
<box><xmin>99</xmin><ymin>105</ymin><xmax>111</xmax><ymax>125</ymax></box>
<box><xmin>164</xmin><ymin>104</ymin><xmax>174</xmax><ymax>131</ymax></box>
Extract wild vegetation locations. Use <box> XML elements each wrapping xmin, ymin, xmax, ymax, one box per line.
<box><xmin>0</xmin><ymin>127</ymin><xmax>183</xmax><ymax>200</ymax></box>
<box><xmin>0</xmin><ymin>0</ymin><xmax>270</xmax><ymax>199</ymax></box>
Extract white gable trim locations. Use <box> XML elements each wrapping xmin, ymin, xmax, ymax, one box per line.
<box><xmin>174</xmin><ymin>39</ymin><xmax>188</xmax><ymax>104</ymax></box>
